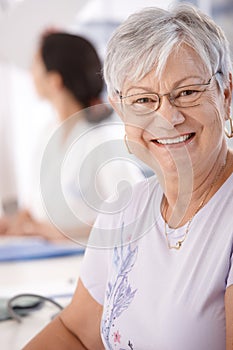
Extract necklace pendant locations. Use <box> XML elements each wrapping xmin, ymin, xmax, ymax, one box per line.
<box><xmin>163</xmin><ymin>159</ymin><xmax>227</xmax><ymax>251</ymax></box>
<box><xmin>175</xmin><ymin>240</ymin><xmax>182</xmax><ymax>249</ymax></box>
<box><xmin>168</xmin><ymin>240</ymin><xmax>183</xmax><ymax>250</ymax></box>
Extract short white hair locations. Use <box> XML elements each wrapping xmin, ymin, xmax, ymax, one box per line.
<box><xmin>104</xmin><ymin>3</ymin><xmax>232</xmax><ymax>97</ymax></box>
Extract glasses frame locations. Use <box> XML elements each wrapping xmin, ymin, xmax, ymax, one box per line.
<box><xmin>119</xmin><ymin>71</ymin><xmax>221</xmax><ymax>115</ymax></box>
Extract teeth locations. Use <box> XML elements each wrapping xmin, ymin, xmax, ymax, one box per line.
<box><xmin>156</xmin><ymin>134</ymin><xmax>191</xmax><ymax>145</ymax></box>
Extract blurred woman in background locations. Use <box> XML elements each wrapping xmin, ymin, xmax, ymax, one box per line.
<box><xmin>0</xmin><ymin>31</ymin><xmax>143</xmax><ymax>241</ymax></box>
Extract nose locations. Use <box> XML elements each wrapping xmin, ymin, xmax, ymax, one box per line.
<box><xmin>156</xmin><ymin>96</ymin><xmax>185</xmax><ymax>129</ymax></box>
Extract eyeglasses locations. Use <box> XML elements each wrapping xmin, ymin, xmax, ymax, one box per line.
<box><xmin>119</xmin><ymin>71</ymin><xmax>221</xmax><ymax>116</ymax></box>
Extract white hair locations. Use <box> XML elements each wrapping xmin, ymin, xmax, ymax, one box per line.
<box><xmin>104</xmin><ymin>3</ymin><xmax>232</xmax><ymax>97</ymax></box>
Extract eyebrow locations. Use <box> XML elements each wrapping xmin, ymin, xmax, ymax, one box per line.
<box><xmin>125</xmin><ymin>75</ymin><xmax>204</xmax><ymax>95</ymax></box>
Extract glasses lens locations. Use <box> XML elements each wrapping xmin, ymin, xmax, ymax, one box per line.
<box><xmin>172</xmin><ymin>84</ymin><xmax>208</xmax><ymax>107</ymax></box>
<box><xmin>124</xmin><ymin>93</ymin><xmax>159</xmax><ymax>115</ymax></box>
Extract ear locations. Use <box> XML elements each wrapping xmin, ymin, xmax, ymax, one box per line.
<box><xmin>223</xmin><ymin>72</ymin><xmax>232</xmax><ymax>120</ymax></box>
<box><xmin>108</xmin><ymin>96</ymin><xmax>126</xmax><ymax>121</ymax></box>
<box><xmin>48</xmin><ymin>71</ymin><xmax>63</xmax><ymax>91</ymax></box>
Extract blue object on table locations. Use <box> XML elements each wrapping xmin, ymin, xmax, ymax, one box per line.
<box><xmin>0</xmin><ymin>238</ymin><xmax>85</xmax><ymax>262</ymax></box>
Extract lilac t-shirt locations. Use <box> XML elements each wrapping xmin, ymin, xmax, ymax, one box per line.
<box><xmin>80</xmin><ymin>174</ymin><xmax>233</xmax><ymax>350</ymax></box>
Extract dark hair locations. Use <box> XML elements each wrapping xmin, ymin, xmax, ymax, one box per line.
<box><xmin>40</xmin><ymin>32</ymin><xmax>103</xmax><ymax>108</ymax></box>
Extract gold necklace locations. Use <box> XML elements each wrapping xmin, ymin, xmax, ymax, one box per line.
<box><xmin>163</xmin><ymin>160</ymin><xmax>227</xmax><ymax>250</ymax></box>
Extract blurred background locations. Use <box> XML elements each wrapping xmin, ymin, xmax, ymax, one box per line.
<box><xmin>0</xmin><ymin>0</ymin><xmax>232</xmax><ymax>213</ymax></box>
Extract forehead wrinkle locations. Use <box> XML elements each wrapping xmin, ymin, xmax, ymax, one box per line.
<box><xmin>122</xmin><ymin>47</ymin><xmax>210</xmax><ymax>96</ymax></box>
<box><xmin>124</xmin><ymin>74</ymin><xmax>209</xmax><ymax>96</ymax></box>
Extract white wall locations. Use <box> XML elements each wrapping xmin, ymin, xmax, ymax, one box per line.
<box><xmin>0</xmin><ymin>0</ymin><xmax>87</xmax><ymax>68</ymax></box>
<box><xmin>0</xmin><ymin>0</ymin><xmax>88</xmax><ymax>209</ymax></box>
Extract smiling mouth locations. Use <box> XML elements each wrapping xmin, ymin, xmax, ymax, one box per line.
<box><xmin>152</xmin><ymin>133</ymin><xmax>195</xmax><ymax>145</ymax></box>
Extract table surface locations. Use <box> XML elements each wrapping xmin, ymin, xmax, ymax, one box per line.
<box><xmin>0</xmin><ymin>252</ymin><xmax>84</xmax><ymax>350</ymax></box>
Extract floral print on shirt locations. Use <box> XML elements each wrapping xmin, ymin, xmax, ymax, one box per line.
<box><xmin>101</xmin><ymin>222</ymin><xmax>138</xmax><ymax>350</ymax></box>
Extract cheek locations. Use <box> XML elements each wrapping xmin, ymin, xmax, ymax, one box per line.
<box><xmin>125</xmin><ymin>125</ymin><xmax>144</xmax><ymax>145</ymax></box>
<box><xmin>194</xmin><ymin>99</ymin><xmax>226</xmax><ymax>155</ymax></box>
<box><xmin>32</xmin><ymin>69</ymin><xmax>43</xmax><ymax>90</ymax></box>
<box><xmin>193</xmin><ymin>90</ymin><xmax>225</xmax><ymax>132</ymax></box>
<box><xmin>125</xmin><ymin>125</ymin><xmax>149</xmax><ymax>157</ymax></box>
<box><xmin>124</xmin><ymin>114</ymin><xmax>156</xmax><ymax>139</ymax></box>
<box><xmin>34</xmin><ymin>74</ymin><xmax>49</xmax><ymax>97</ymax></box>
<box><xmin>125</xmin><ymin>125</ymin><xmax>161</xmax><ymax>171</ymax></box>
<box><xmin>201</xmin><ymin>97</ymin><xmax>225</xmax><ymax>133</ymax></box>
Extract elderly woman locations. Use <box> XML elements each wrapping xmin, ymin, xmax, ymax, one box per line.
<box><xmin>23</xmin><ymin>3</ymin><xmax>233</xmax><ymax>350</ymax></box>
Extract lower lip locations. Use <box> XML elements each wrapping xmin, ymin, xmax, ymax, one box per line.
<box><xmin>151</xmin><ymin>133</ymin><xmax>195</xmax><ymax>148</ymax></box>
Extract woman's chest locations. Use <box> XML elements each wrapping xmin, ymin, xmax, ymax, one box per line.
<box><xmin>100</xmin><ymin>229</ymin><xmax>230</xmax><ymax>350</ymax></box>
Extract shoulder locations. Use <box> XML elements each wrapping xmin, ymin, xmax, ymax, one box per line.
<box><xmin>125</xmin><ymin>174</ymin><xmax>160</xmax><ymax>205</ymax></box>
<box><xmin>87</xmin><ymin>175</ymin><xmax>160</xmax><ymax>248</ymax></box>
<box><xmin>103</xmin><ymin>174</ymin><xmax>159</xmax><ymax>214</ymax></box>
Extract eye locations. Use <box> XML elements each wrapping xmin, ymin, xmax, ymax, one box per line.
<box><xmin>132</xmin><ymin>94</ymin><xmax>158</xmax><ymax>104</ymax></box>
<box><xmin>124</xmin><ymin>93</ymin><xmax>159</xmax><ymax>114</ymax></box>
<box><xmin>179</xmin><ymin>89</ymin><xmax>199</xmax><ymax>97</ymax></box>
<box><xmin>172</xmin><ymin>84</ymin><xmax>205</xmax><ymax>107</ymax></box>
<box><xmin>135</xmin><ymin>97</ymin><xmax>152</xmax><ymax>104</ymax></box>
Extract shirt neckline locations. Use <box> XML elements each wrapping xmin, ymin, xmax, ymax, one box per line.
<box><xmin>156</xmin><ymin>170</ymin><xmax>233</xmax><ymax>234</ymax></box>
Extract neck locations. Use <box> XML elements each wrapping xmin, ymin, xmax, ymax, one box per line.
<box><xmin>50</xmin><ymin>91</ymin><xmax>84</xmax><ymax>123</ymax></box>
<box><xmin>161</xmin><ymin>145</ymin><xmax>231</xmax><ymax>228</ymax></box>
<box><xmin>49</xmin><ymin>92</ymin><xmax>85</xmax><ymax>144</ymax></box>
